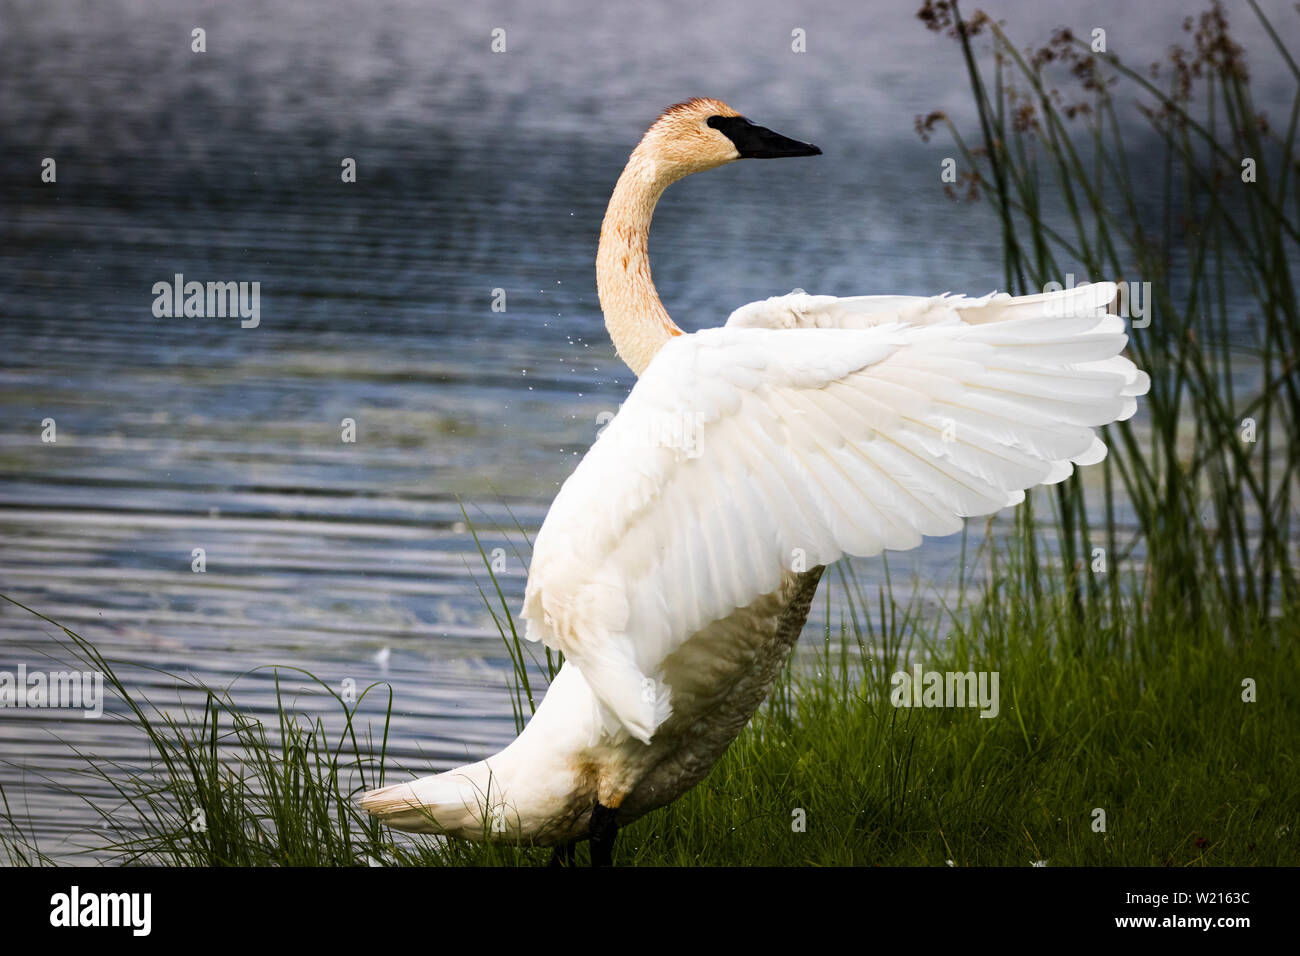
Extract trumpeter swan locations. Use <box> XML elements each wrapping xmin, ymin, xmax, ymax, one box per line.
<box><xmin>360</xmin><ymin>97</ymin><xmax>1150</xmax><ymax>865</ymax></box>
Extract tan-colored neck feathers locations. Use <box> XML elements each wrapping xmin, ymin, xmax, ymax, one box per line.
<box><xmin>596</xmin><ymin>146</ymin><xmax>684</xmax><ymax>378</ymax></box>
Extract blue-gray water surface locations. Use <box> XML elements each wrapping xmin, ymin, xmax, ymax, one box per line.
<box><xmin>1</xmin><ymin>0</ymin><xmax>1293</xmax><ymax>861</ymax></box>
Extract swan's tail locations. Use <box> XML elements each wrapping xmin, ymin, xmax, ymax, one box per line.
<box><xmin>359</xmin><ymin>760</ymin><xmax>503</xmax><ymax>838</ymax></box>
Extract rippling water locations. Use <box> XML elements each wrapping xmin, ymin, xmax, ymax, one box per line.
<box><xmin>0</xmin><ymin>0</ymin><xmax>1291</xmax><ymax>860</ymax></box>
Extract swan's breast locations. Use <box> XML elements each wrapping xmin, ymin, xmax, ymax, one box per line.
<box><xmin>519</xmin><ymin>568</ymin><xmax>823</xmax><ymax>844</ymax></box>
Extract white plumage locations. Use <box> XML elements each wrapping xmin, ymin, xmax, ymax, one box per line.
<box><xmin>522</xmin><ymin>283</ymin><xmax>1147</xmax><ymax>744</ymax></box>
<box><xmin>361</xmin><ymin>98</ymin><xmax>1150</xmax><ymax>862</ymax></box>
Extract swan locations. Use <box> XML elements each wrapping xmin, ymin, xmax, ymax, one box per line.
<box><xmin>360</xmin><ymin>97</ymin><xmax>1150</xmax><ymax>865</ymax></box>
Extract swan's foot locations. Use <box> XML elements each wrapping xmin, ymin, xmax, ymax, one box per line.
<box><xmin>547</xmin><ymin>842</ymin><xmax>576</xmax><ymax>867</ymax></box>
<box><xmin>589</xmin><ymin>801</ymin><xmax>618</xmax><ymax>867</ymax></box>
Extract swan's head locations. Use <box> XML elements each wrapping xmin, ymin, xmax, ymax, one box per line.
<box><xmin>635</xmin><ymin>97</ymin><xmax>821</xmax><ymax>182</ymax></box>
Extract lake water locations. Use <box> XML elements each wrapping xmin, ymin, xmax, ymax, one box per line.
<box><xmin>0</xmin><ymin>0</ymin><xmax>1291</xmax><ymax>861</ymax></box>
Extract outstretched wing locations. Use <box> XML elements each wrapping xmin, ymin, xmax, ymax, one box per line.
<box><xmin>522</xmin><ymin>282</ymin><xmax>1147</xmax><ymax>743</ymax></box>
<box><xmin>725</xmin><ymin>285</ymin><xmax>1112</xmax><ymax>331</ymax></box>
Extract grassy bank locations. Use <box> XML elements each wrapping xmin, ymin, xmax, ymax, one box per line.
<box><xmin>3</xmin><ymin>0</ymin><xmax>1297</xmax><ymax>866</ymax></box>
<box><xmin>625</xmin><ymin>557</ymin><xmax>1298</xmax><ymax>866</ymax></box>
<box><xmin>3</xmin><ymin>541</ymin><xmax>1296</xmax><ymax>867</ymax></box>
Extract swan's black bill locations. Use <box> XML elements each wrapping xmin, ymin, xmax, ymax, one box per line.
<box><xmin>707</xmin><ymin>115</ymin><xmax>821</xmax><ymax>159</ymax></box>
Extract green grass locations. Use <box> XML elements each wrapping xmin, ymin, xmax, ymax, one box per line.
<box><xmin>2</xmin><ymin>0</ymin><xmax>1297</xmax><ymax>866</ymax></box>
<box><xmin>616</xmin><ymin>577</ymin><xmax>1298</xmax><ymax>866</ymax></box>
<box><xmin>3</xmin><ymin>534</ymin><xmax>1296</xmax><ymax>866</ymax></box>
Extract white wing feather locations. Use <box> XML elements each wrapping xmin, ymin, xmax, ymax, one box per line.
<box><xmin>522</xmin><ymin>282</ymin><xmax>1148</xmax><ymax>743</ymax></box>
<box><xmin>724</xmin><ymin>283</ymin><xmax>1122</xmax><ymax>331</ymax></box>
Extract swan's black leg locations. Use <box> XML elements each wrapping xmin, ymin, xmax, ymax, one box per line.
<box><xmin>548</xmin><ymin>841</ymin><xmax>576</xmax><ymax>867</ymax></box>
<box><xmin>589</xmin><ymin>801</ymin><xmax>618</xmax><ymax>867</ymax></box>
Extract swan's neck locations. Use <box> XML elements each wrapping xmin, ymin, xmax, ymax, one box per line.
<box><xmin>596</xmin><ymin>148</ymin><xmax>683</xmax><ymax>377</ymax></box>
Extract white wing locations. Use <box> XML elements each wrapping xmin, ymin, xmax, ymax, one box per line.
<box><xmin>522</xmin><ymin>282</ymin><xmax>1148</xmax><ymax>743</ymax></box>
<box><xmin>725</xmin><ymin>285</ymin><xmax>1114</xmax><ymax>331</ymax></box>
